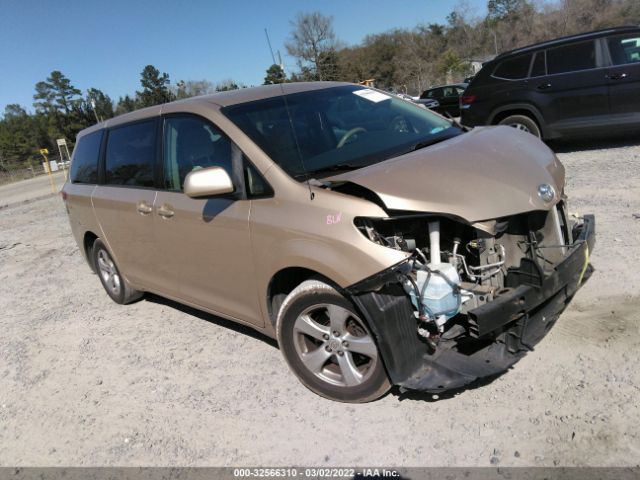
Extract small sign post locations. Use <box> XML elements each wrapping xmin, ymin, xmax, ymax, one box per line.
<box><xmin>39</xmin><ymin>148</ymin><xmax>57</xmax><ymax>194</ymax></box>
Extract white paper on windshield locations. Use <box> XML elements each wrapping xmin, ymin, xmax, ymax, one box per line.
<box><xmin>353</xmin><ymin>89</ymin><xmax>391</xmax><ymax>103</ymax></box>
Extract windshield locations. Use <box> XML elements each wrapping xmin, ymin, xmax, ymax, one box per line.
<box><xmin>222</xmin><ymin>85</ymin><xmax>461</xmax><ymax>180</ymax></box>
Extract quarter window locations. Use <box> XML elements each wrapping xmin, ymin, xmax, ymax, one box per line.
<box><xmin>607</xmin><ymin>34</ymin><xmax>640</xmax><ymax>65</ymax></box>
<box><xmin>547</xmin><ymin>41</ymin><xmax>595</xmax><ymax>74</ymax></box>
<box><xmin>493</xmin><ymin>54</ymin><xmax>532</xmax><ymax>79</ymax></box>
<box><xmin>70</xmin><ymin>130</ymin><xmax>102</xmax><ymax>184</ymax></box>
<box><xmin>162</xmin><ymin>116</ymin><xmax>233</xmax><ymax>191</ymax></box>
<box><xmin>105</xmin><ymin>121</ymin><xmax>156</xmax><ymax>187</ymax></box>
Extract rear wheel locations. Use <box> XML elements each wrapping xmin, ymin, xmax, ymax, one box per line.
<box><xmin>498</xmin><ymin>114</ymin><xmax>541</xmax><ymax>139</ymax></box>
<box><xmin>92</xmin><ymin>239</ymin><xmax>143</xmax><ymax>304</ymax></box>
<box><xmin>276</xmin><ymin>280</ymin><xmax>391</xmax><ymax>403</ymax></box>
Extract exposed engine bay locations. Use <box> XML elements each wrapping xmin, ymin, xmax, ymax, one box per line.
<box><xmin>354</xmin><ymin>202</ymin><xmax>577</xmax><ymax>351</ymax></box>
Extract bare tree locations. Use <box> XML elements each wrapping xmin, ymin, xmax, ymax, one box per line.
<box><xmin>286</xmin><ymin>12</ymin><xmax>338</xmax><ymax>80</ymax></box>
<box><xmin>174</xmin><ymin>80</ymin><xmax>216</xmax><ymax>99</ymax></box>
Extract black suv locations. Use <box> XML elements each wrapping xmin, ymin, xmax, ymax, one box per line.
<box><xmin>460</xmin><ymin>26</ymin><xmax>640</xmax><ymax>139</ymax></box>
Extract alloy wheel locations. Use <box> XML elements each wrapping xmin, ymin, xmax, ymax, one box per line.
<box><xmin>97</xmin><ymin>248</ymin><xmax>122</xmax><ymax>296</ymax></box>
<box><xmin>292</xmin><ymin>304</ymin><xmax>378</xmax><ymax>387</ymax></box>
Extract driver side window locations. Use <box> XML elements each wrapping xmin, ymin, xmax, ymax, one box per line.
<box><xmin>163</xmin><ymin>116</ymin><xmax>232</xmax><ymax>191</ymax></box>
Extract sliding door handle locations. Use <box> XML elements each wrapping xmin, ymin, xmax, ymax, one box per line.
<box><xmin>606</xmin><ymin>72</ymin><xmax>627</xmax><ymax>80</ymax></box>
<box><xmin>157</xmin><ymin>204</ymin><xmax>175</xmax><ymax>218</ymax></box>
<box><xmin>136</xmin><ymin>201</ymin><xmax>153</xmax><ymax>215</ymax></box>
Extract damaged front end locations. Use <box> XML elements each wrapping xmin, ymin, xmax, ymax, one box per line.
<box><xmin>346</xmin><ymin>204</ymin><xmax>595</xmax><ymax>392</ymax></box>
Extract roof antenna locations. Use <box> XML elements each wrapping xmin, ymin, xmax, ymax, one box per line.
<box><xmin>264</xmin><ymin>27</ymin><xmax>314</xmax><ymax>200</ymax></box>
<box><xmin>279</xmin><ymin>83</ymin><xmax>315</xmax><ymax>200</ymax></box>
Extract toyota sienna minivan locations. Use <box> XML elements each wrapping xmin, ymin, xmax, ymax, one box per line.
<box><xmin>63</xmin><ymin>82</ymin><xmax>595</xmax><ymax>402</ymax></box>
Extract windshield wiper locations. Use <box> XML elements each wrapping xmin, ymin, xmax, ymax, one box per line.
<box><xmin>307</xmin><ymin>163</ymin><xmax>363</xmax><ymax>176</ymax></box>
<box><xmin>412</xmin><ymin>136</ymin><xmax>451</xmax><ymax>151</ymax></box>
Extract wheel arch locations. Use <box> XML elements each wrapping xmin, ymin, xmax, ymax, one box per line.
<box><xmin>82</xmin><ymin>231</ymin><xmax>100</xmax><ymax>272</ymax></box>
<box><xmin>489</xmin><ymin>103</ymin><xmax>548</xmax><ymax>138</ymax></box>
<box><xmin>266</xmin><ymin>267</ymin><xmax>343</xmax><ymax>329</ymax></box>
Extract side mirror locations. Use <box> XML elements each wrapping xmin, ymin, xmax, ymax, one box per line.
<box><xmin>184</xmin><ymin>166</ymin><xmax>234</xmax><ymax>198</ymax></box>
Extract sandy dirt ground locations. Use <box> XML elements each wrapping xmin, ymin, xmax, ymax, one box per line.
<box><xmin>0</xmin><ymin>138</ymin><xmax>639</xmax><ymax>467</ymax></box>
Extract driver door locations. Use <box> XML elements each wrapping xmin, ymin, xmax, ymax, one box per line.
<box><xmin>152</xmin><ymin>114</ymin><xmax>263</xmax><ymax>326</ymax></box>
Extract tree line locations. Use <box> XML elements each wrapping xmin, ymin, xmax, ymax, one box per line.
<box><xmin>1</xmin><ymin>0</ymin><xmax>638</xmax><ymax>167</ymax></box>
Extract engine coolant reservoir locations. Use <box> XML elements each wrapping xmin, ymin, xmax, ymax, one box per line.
<box><xmin>410</xmin><ymin>262</ymin><xmax>461</xmax><ymax>319</ymax></box>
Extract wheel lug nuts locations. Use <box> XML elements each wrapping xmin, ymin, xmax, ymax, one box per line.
<box><xmin>337</xmin><ymin>350</ymin><xmax>344</xmax><ymax>356</ymax></box>
<box><xmin>323</xmin><ymin>334</ymin><xmax>329</xmax><ymax>340</ymax></box>
<box><xmin>333</xmin><ymin>331</ymin><xmax>340</xmax><ymax>337</ymax></box>
<box><xmin>342</xmin><ymin>341</ymin><xmax>349</xmax><ymax>348</ymax></box>
<box><xmin>325</xmin><ymin>346</ymin><xmax>332</xmax><ymax>352</ymax></box>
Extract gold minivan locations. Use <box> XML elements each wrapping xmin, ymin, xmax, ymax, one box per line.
<box><xmin>62</xmin><ymin>82</ymin><xmax>595</xmax><ymax>402</ymax></box>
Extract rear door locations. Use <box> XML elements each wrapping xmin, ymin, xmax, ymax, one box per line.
<box><xmin>603</xmin><ymin>32</ymin><xmax>640</xmax><ymax>124</ymax></box>
<box><xmin>152</xmin><ymin>114</ymin><xmax>263</xmax><ymax>326</ymax></box>
<box><xmin>440</xmin><ymin>85</ymin><xmax>465</xmax><ymax>117</ymax></box>
<box><xmin>538</xmin><ymin>39</ymin><xmax>609</xmax><ymax>131</ymax></box>
<box><xmin>91</xmin><ymin>119</ymin><xmax>159</xmax><ymax>289</ymax></box>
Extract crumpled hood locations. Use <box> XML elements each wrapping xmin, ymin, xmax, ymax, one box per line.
<box><xmin>327</xmin><ymin>126</ymin><xmax>565</xmax><ymax>223</ymax></box>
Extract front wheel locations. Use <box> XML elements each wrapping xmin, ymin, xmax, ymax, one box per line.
<box><xmin>498</xmin><ymin>114</ymin><xmax>542</xmax><ymax>138</ymax></box>
<box><xmin>276</xmin><ymin>280</ymin><xmax>391</xmax><ymax>402</ymax></box>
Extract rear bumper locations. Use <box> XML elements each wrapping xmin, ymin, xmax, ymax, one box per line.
<box><xmin>349</xmin><ymin>215</ymin><xmax>595</xmax><ymax>392</ymax></box>
<box><xmin>460</xmin><ymin>107</ymin><xmax>486</xmax><ymax>127</ymax></box>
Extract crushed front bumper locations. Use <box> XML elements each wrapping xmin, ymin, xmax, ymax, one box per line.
<box><xmin>348</xmin><ymin>215</ymin><xmax>595</xmax><ymax>392</ymax></box>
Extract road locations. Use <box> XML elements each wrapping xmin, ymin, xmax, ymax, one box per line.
<box><xmin>0</xmin><ymin>171</ymin><xmax>66</xmax><ymax>208</ymax></box>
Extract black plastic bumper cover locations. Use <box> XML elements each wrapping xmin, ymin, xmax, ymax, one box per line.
<box><xmin>348</xmin><ymin>215</ymin><xmax>595</xmax><ymax>392</ymax></box>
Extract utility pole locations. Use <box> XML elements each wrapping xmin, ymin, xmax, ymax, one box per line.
<box><xmin>89</xmin><ymin>97</ymin><xmax>102</xmax><ymax>123</ymax></box>
<box><xmin>491</xmin><ymin>29</ymin><xmax>498</xmax><ymax>55</ymax></box>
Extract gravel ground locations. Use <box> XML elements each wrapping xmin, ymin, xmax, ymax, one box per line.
<box><xmin>0</xmin><ymin>139</ymin><xmax>639</xmax><ymax>467</ymax></box>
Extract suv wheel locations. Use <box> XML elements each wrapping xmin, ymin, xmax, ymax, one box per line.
<box><xmin>498</xmin><ymin>114</ymin><xmax>541</xmax><ymax>138</ymax></box>
<box><xmin>92</xmin><ymin>239</ymin><xmax>143</xmax><ymax>304</ymax></box>
<box><xmin>276</xmin><ymin>280</ymin><xmax>391</xmax><ymax>403</ymax></box>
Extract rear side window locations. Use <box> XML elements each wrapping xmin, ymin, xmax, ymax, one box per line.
<box><xmin>607</xmin><ymin>34</ymin><xmax>640</xmax><ymax>65</ymax></box>
<box><xmin>70</xmin><ymin>130</ymin><xmax>102</xmax><ymax>184</ymax></box>
<box><xmin>105</xmin><ymin>121</ymin><xmax>156</xmax><ymax>187</ymax></box>
<box><xmin>547</xmin><ymin>40</ymin><xmax>595</xmax><ymax>74</ymax></box>
<box><xmin>162</xmin><ymin>116</ymin><xmax>233</xmax><ymax>191</ymax></box>
<box><xmin>419</xmin><ymin>89</ymin><xmax>436</xmax><ymax>99</ymax></box>
<box><xmin>493</xmin><ymin>54</ymin><xmax>532</xmax><ymax>79</ymax></box>
<box><xmin>442</xmin><ymin>86</ymin><xmax>459</xmax><ymax>97</ymax></box>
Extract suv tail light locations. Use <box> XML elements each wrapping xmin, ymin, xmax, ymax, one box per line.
<box><xmin>460</xmin><ymin>95</ymin><xmax>476</xmax><ymax>106</ymax></box>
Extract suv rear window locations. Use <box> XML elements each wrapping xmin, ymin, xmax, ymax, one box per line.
<box><xmin>493</xmin><ymin>54</ymin><xmax>532</xmax><ymax>79</ymax></box>
<box><xmin>70</xmin><ymin>130</ymin><xmax>103</xmax><ymax>184</ymax></box>
<box><xmin>105</xmin><ymin>121</ymin><xmax>156</xmax><ymax>187</ymax></box>
<box><xmin>547</xmin><ymin>40</ymin><xmax>595</xmax><ymax>74</ymax></box>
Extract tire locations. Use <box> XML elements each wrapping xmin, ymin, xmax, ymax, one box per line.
<box><xmin>498</xmin><ymin>114</ymin><xmax>542</xmax><ymax>138</ymax></box>
<box><xmin>92</xmin><ymin>239</ymin><xmax>143</xmax><ymax>305</ymax></box>
<box><xmin>276</xmin><ymin>279</ymin><xmax>391</xmax><ymax>403</ymax></box>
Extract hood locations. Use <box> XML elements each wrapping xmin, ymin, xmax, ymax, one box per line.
<box><xmin>326</xmin><ymin>126</ymin><xmax>565</xmax><ymax>223</ymax></box>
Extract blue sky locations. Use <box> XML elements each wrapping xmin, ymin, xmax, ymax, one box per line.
<box><xmin>0</xmin><ymin>0</ymin><xmax>487</xmax><ymax>113</ymax></box>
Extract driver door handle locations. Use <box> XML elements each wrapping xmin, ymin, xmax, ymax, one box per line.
<box><xmin>606</xmin><ymin>72</ymin><xmax>627</xmax><ymax>80</ymax></box>
<box><xmin>536</xmin><ymin>82</ymin><xmax>552</xmax><ymax>90</ymax></box>
<box><xmin>136</xmin><ymin>201</ymin><xmax>153</xmax><ymax>215</ymax></box>
<box><xmin>157</xmin><ymin>204</ymin><xmax>175</xmax><ymax>218</ymax></box>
